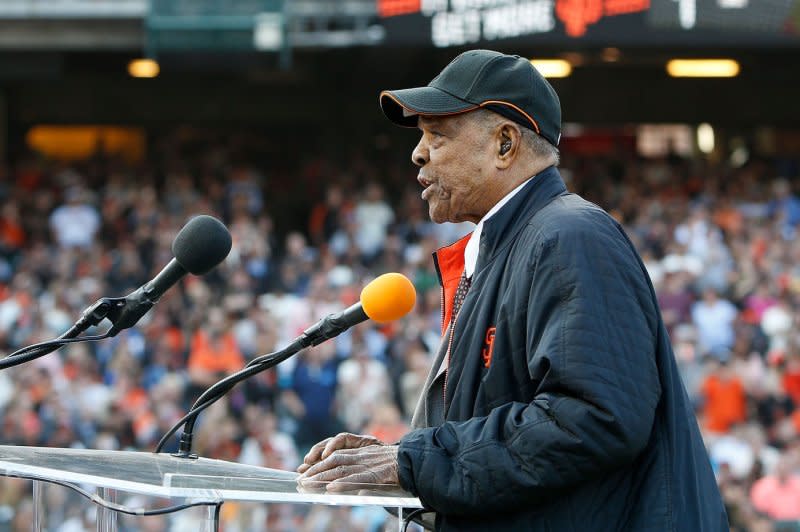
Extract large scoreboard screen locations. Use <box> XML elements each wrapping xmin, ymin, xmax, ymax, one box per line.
<box><xmin>376</xmin><ymin>0</ymin><xmax>800</xmax><ymax>47</ymax></box>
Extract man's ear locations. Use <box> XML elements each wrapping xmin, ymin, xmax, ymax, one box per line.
<box><xmin>496</xmin><ymin>123</ymin><xmax>522</xmax><ymax>169</ymax></box>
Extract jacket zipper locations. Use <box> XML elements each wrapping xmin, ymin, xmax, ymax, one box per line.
<box><xmin>439</xmin><ymin>285</ymin><xmax>445</xmax><ymax>333</ymax></box>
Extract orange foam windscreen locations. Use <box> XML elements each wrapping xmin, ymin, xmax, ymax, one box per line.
<box><xmin>360</xmin><ymin>273</ymin><xmax>416</xmax><ymax>323</ymax></box>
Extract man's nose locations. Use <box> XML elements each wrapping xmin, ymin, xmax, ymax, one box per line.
<box><xmin>411</xmin><ymin>139</ymin><xmax>428</xmax><ymax>167</ymax></box>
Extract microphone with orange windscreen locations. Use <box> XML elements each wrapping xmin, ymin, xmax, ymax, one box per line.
<box><xmin>156</xmin><ymin>273</ymin><xmax>417</xmax><ymax>456</ymax></box>
<box><xmin>298</xmin><ymin>272</ymin><xmax>417</xmax><ymax>347</ymax></box>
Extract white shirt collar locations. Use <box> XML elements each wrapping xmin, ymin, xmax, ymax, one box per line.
<box><xmin>464</xmin><ymin>178</ymin><xmax>532</xmax><ymax>278</ymax></box>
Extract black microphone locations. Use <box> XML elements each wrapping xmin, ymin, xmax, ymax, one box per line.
<box><xmin>106</xmin><ymin>215</ymin><xmax>232</xmax><ymax>336</ymax></box>
<box><xmin>0</xmin><ymin>215</ymin><xmax>232</xmax><ymax>371</ymax></box>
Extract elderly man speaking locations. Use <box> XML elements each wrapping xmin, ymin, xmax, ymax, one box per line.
<box><xmin>298</xmin><ymin>50</ymin><xmax>727</xmax><ymax>531</ymax></box>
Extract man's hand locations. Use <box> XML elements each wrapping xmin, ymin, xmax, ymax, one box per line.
<box><xmin>298</xmin><ymin>432</ymin><xmax>383</xmax><ymax>474</ymax></box>
<box><xmin>296</xmin><ymin>433</ymin><xmax>399</xmax><ymax>492</ymax></box>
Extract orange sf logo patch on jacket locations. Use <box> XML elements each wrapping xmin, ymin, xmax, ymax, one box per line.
<box><xmin>482</xmin><ymin>326</ymin><xmax>496</xmax><ymax>368</ymax></box>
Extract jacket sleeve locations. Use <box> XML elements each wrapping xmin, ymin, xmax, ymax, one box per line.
<box><xmin>397</xmin><ymin>223</ymin><xmax>662</xmax><ymax>515</ymax></box>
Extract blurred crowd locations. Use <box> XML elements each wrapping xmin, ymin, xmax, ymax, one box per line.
<box><xmin>0</xmin><ymin>134</ymin><xmax>798</xmax><ymax>531</ymax></box>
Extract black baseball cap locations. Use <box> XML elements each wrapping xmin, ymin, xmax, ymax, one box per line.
<box><xmin>380</xmin><ymin>49</ymin><xmax>561</xmax><ymax>147</ymax></box>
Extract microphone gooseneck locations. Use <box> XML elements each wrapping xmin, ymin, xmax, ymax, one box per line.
<box><xmin>157</xmin><ymin>272</ymin><xmax>417</xmax><ymax>457</ymax></box>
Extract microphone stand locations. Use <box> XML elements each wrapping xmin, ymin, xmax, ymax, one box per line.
<box><xmin>0</xmin><ymin>291</ymin><xmax>160</xmax><ymax>371</ymax></box>
<box><xmin>0</xmin><ymin>298</ymin><xmax>115</xmax><ymax>370</ymax></box>
<box><xmin>155</xmin><ymin>304</ymin><xmax>366</xmax><ymax>457</ymax></box>
<box><xmin>155</xmin><ymin>338</ymin><xmax>305</xmax><ymax>457</ymax></box>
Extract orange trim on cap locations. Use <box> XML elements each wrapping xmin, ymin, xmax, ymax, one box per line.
<box><xmin>379</xmin><ymin>92</ymin><xmax>542</xmax><ymax>135</ymax></box>
<box><xmin>478</xmin><ymin>100</ymin><xmax>541</xmax><ymax>134</ymax></box>
<box><xmin>380</xmin><ymin>91</ymin><xmax>478</xmax><ymax>125</ymax></box>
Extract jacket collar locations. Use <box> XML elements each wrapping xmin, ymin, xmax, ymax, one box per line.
<box><xmin>476</xmin><ymin>165</ymin><xmax>566</xmax><ymax>274</ymax></box>
<box><xmin>433</xmin><ymin>166</ymin><xmax>567</xmax><ymax>331</ymax></box>
<box><xmin>433</xmin><ymin>234</ymin><xmax>470</xmax><ymax>333</ymax></box>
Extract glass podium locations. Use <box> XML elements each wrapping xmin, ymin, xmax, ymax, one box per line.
<box><xmin>0</xmin><ymin>445</ymin><xmax>422</xmax><ymax>531</ymax></box>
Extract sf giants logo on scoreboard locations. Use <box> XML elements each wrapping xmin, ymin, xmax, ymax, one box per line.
<box><xmin>377</xmin><ymin>0</ymin><xmax>649</xmax><ymax>43</ymax></box>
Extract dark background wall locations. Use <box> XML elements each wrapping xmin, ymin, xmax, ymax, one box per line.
<box><xmin>1</xmin><ymin>47</ymin><xmax>798</xmax><ymax>133</ymax></box>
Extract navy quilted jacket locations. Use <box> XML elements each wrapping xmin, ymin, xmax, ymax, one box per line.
<box><xmin>397</xmin><ymin>167</ymin><xmax>727</xmax><ymax>531</ymax></box>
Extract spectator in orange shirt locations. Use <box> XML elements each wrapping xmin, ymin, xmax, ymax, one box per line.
<box><xmin>188</xmin><ymin>308</ymin><xmax>244</xmax><ymax>391</ymax></box>
<box><xmin>308</xmin><ymin>184</ymin><xmax>351</xmax><ymax>248</ymax></box>
<box><xmin>782</xmin><ymin>351</ymin><xmax>800</xmax><ymax>406</ymax></box>
<box><xmin>702</xmin><ymin>359</ymin><xmax>748</xmax><ymax>433</ymax></box>
<box><xmin>712</xmin><ymin>197</ymin><xmax>744</xmax><ymax>237</ymax></box>
<box><xmin>0</xmin><ymin>201</ymin><xmax>26</xmax><ymax>251</ymax></box>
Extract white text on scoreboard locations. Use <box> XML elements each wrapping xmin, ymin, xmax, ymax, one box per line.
<box><xmin>427</xmin><ymin>0</ymin><xmax>556</xmax><ymax>47</ymax></box>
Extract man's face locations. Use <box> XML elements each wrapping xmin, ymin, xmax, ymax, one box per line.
<box><xmin>412</xmin><ymin>113</ymin><xmax>497</xmax><ymax>224</ymax></box>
